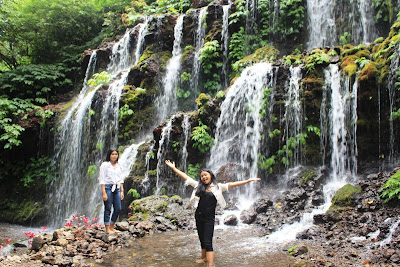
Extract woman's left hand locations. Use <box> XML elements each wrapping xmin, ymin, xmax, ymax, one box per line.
<box><xmin>248</xmin><ymin>178</ymin><xmax>261</xmax><ymax>182</ymax></box>
<box><xmin>120</xmin><ymin>191</ymin><xmax>124</xmax><ymax>200</ymax></box>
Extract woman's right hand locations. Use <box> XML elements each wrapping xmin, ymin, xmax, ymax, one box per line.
<box><xmin>102</xmin><ymin>192</ymin><xmax>108</xmax><ymax>201</ymax></box>
<box><xmin>165</xmin><ymin>160</ymin><xmax>175</xmax><ymax>169</ymax></box>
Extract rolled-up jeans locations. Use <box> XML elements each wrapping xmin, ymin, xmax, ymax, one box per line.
<box><xmin>103</xmin><ymin>184</ymin><xmax>121</xmax><ymax>225</ymax></box>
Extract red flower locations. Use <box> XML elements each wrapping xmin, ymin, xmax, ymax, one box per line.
<box><xmin>5</xmin><ymin>239</ymin><xmax>10</xmax><ymax>244</ymax></box>
<box><xmin>24</xmin><ymin>232</ymin><xmax>35</xmax><ymax>239</ymax></box>
<box><xmin>93</xmin><ymin>217</ymin><xmax>98</xmax><ymax>222</ymax></box>
<box><xmin>0</xmin><ymin>245</ymin><xmax>2</xmax><ymax>249</ymax></box>
<box><xmin>41</xmin><ymin>226</ymin><xmax>47</xmax><ymax>230</ymax></box>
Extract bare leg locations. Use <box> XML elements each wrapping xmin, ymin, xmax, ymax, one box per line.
<box><xmin>110</xmin><ymin>224</ymin><xmax>120</xmax><ymax>233</ymax></box>
<box><xmin>206</xmin><ymin>251</ymin><xmax>214</xmax><ymax>266</ymax></box>
<box><xmin>196</xmin><ymin>249</ymin><xmax>207</xmax><ymax>263</ymax></box>
<box><xmin>105</xmin><ymin>225</ymin><xmax>112</xmax><ymax>234</ymax></box>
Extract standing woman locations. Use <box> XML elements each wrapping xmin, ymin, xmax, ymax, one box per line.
<box><xmin>98</xmin><ymin>149</ymin><xmax>124</xmax><ymax>234</ymax></box>
<box><xmin>165</xmin><ymin>160</ymin><xmax>260</xmax><ymax>267</ymax></box>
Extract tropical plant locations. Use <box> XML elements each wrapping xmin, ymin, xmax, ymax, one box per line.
<box><xmin>191</xmin><ymin>120</ymin><xmax>214</xmax><ymax>153</ymax></box>
<box><xmin>381</xmin><ymin>170</ymin><xmax>400</xmax><ymax>203</ymax></box>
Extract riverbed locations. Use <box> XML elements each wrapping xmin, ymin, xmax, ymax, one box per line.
<box><xmin>87</xmin><ymin>225</ymin><xmax>295</xmax><ymax>266</ymax></box>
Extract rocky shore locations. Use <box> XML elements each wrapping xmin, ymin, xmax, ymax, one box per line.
<box><xmin>1</xmin><ymin>167</ymin><xmax>400</xmax><ymax>266</ymax></box>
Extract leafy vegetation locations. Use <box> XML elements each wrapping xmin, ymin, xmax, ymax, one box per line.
<box><xmin>381</xmin><ymin>171</ymin><xmax>400</xmax><ymax>203</ymax></box>
<box><xmin>191</xmin><ymin>120</ymin><xmax>214</xmax><ymax>153</ymax></box>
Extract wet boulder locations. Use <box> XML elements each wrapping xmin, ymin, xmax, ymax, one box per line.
<box><xmin>240</xmin><ymin>209</ymin><xmax>257</xmax><ymax>224</ymax></box>
<box><xmin>223</xmin><ymin>214</ymin><xmax>238</xmax><ymax>226</ymax></box>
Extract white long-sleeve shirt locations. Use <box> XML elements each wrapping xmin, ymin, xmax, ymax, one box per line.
<box><xmin>98</xmin><ymin>162</ymin><xmax>124</xmax><ymax>185</ymax></box>
<box><xmin>185</xmin><ymin>176</ymin><xmax>229</xmax><ymax>209</ymax></box>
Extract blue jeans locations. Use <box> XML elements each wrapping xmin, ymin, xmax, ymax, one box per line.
<box><xmin>103</xmin><ymin>184</ymin><xmax>121</xmax><ymax>225</ymax></box>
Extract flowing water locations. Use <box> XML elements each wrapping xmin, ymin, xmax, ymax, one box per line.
<box><xmin>156</xmin><ymin>15</ymin><xmax>184</xmax><ymax>122</ymax></box>
<box><xmin>190</xmin><ymin>7</ymin><xmax>207</xmax><ymax>95</ymax></box>
<box><xmin>86</xmin><ymin>226</ymin><xmax>294</xmax><ymax>266</ymax></box>
<box><xmin>268</xmin><ymin>65</ymin><xmax>358</xmax><ymax>242</ymax></box>
<box><xmin>208</xmin><ymin>63</ymin><xmax>277</xmax><ymax>203</ymax></box>
<box><xmin>221</xmin><ymin>4</ymin><xmax>231</xmax><ymax>89</ymax></box>
<box><xmin>282</xmin><ymin>66</ymin><xmax>303</xmax><ymax>168</ymax></box>
<box><xmin>306</xmin><ymin>0</ymin><xmax>377</xmax><ymax>48</ymax></box>
<box><xmin>49</xmin><ymin>23</ymin><xmax>148</xmax><ymax>227</ymax></box>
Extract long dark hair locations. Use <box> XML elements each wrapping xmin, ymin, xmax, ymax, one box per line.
<box><xmin>195</xmin><ymin>170</ymin><xmax>218</xmax><ymax>197</ymax></box>
<box><xmin>105</xmin><ymin>149</ymin><xmax>119</xmax><ymax>162</ymax></box>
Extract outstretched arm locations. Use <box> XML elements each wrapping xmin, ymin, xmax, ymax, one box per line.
<box><xmin>228</xmin><ymin>178</ymin><xmax>261</xmax><ymax>189</ymax></box>
<box><xmin>165</xmin><ymin>160</ymin><xmax>191</xmax><ymax>181</ymax></box>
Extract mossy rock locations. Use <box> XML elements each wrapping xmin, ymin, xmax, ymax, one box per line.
<box><xmin>300</xmin><ymin>169</ymin><xmax>318</xmax><ymax>186</ymax></box>
<box><xmin>329</xmin><ymin>184</ymin><xmax>362</xmax><ymax>210</ymax></box>
<box><xmin>358</xmin><ymin>62</ymin><xmax>378</xmax><ymax>82</ymax></box>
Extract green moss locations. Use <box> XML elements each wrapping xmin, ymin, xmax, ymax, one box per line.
<box><xmin>329</xmin><ymin>184</ymin><xmax>362</xmax><ymax>209</ymax></box>
<box><xmin>358</xmin><ymin>62</ymin><xmax>378</xmax><ymax>82</ymax></box>
<box><xmin>300</xmin><ymin>170</ymin><xmax>317</xmax><ymax>186</ymax></box>
<box><xmin>354</xmin><ymin>49</ymin><xmax>370</xmax><ymax>58</ymax></box>
<box><xmin>232</xmin><ymin>45</ymin><xmax>279</xmax><ymax>73</ymax></box>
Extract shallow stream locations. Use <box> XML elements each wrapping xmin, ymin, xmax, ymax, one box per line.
<box><xmin>88</xmin><ymin>225</ymin><xmax>294</xmax><ymax>267</ymax></box>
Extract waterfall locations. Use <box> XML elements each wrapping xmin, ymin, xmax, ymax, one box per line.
<box><xmin>141</xmin><ymin>141</ymin><xmax>155</xmax><ymax>195</ymax></box>
<box><xmin>307</xmin><ymin>0</ymin><xmax>378</xmax><ymax>48</ymax></box>
<box><xmin>49</xmin><ymin>24</ymin><xmax>147</xmax><ymax>227</ymax></box>
<box><xmin>245</xmin><ymin>0</ymin><xmax>257</xmax><ymax>54</ymax></box>
<box><xmin>180</xmin><ymin>114</ymin><xmax>191</xmax><ymax>173</ymax></box>
<box><xmin>357</xmin><ymin>0</ymin><xmax>376</xmax><ymax>44</ymax></box>
<box><xmin>156</xmin><ymin>15</ymin><xmax>184</xmax><ymax>122</ymax></box>
<box><xmin>306</xmin><ymin>0</ymin><xmax>336</xmax><ymax>49</ymax></box>
<box><xmin>190</xmin><ymin>7</ymin><xmax>207</xmax><ymax>95</ymax></box>
<box><xmin>155</xmin><ymin>117</ymin><xmax>174</xmax><ymax>194</ymax></box>
<box><xmin>134</xmin><ymin>19</ymin><xmax>149</xmax><ymax>66</ymax></box>
<box><xmin>282</xmin><ymin>66</ymin><xmax>303</xmax><ymax>168</ymax></box>
<box><xmin>268</xmin><ymin>65</ymin><xmax>358</xmax><ymax>243</ymax></box>
<box><xmin>221</xmin><ymin>5</ymin><xmax>231</xmax><ymax>89</ymax></box>
<box><xmin>119</xmin><ymin>142</ymin><xmax>145</xmax><ymax>179</ymax></box>
<box><xmin>208</xmin><ymin>63</ymin><xmax>277</xmax><ymax>204</ymax></box>
<box><xmin>327</xmin><ymin>65</ymin><xmax>358</xmax><ymax>181</ymax></box>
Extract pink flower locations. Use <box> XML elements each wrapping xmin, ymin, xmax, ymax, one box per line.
<box><xmin>41</xmin><ymin>226</ymin><xmax>47</xmax><ymax>230</ymax></box>
<box><xmin>5</xmin><ymin>239</ymin><xmax>10</xmax><ymax>244</ymax></box>
<box><xmin>93</xmin><ymin>217</ymin><xmax>98</xmax><ymax>222</ymax></box>
<box><xmin>0</xmin><ymin>245</ymin><xmax>2</xmax><ymax>249</ymax></box>
<box><xmin>24</xmin><ymin>232</ymin><xmax>35</xmax><ymax>239</ymax></box>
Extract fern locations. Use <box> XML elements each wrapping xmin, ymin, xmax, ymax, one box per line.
<box><xmin>380</xmin><ymin>171</ymin><xmax>400</xmax><ymax>203</ymax></box>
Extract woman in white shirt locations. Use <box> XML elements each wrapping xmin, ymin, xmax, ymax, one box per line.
<box><xmin>165</xmin><ymin>160</ymin><xmax>260</xmax><ymax>267</ymax></box>
<box><xmin>98</xmin><ymin>149</ymin><xmax>124</xmax><ymax>234</ymax></box>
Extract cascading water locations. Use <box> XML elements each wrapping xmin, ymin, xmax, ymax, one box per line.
<box><xmin>326</xmin><ymin>65</ymin><xmax>358</xmax><ymax>182</ymax></box>
<box><xmin>267</xmin><ymin>65</ymin><xmax>358</xmax><ymax>243</ymax></box>
<box><xmin>356</xmin><ymin>0</ymin><xmax>376</xmax><ymax>44</ymax></box>
<box><xmin>155</xmin><ymin>117</ymin><xmax>174</xmax><ymax>194</ymax></box>
<box><xmin>134</xmin><ymin>19</ymin><xmax>149</xmax><ymax>66</ymax></box>
<box><xmin>141</xmin><ymin>141</ymin><xmax>155</xmax><ymax>195</ymax></box>
<box><xmin>306</xmin><ymin>0</ymin><xmax>336</xmax><ymax>49</ymax></box>
<box><xmin>208</xmin><ymin>63</ymin><xmax>277</xmax><ymax>205</ymax></box>
<box><xmin>190</xmin><ymin>7</ymin><xmax>207</xmax><ymax>95</ymax></box>
<box><xmin>49</xmin><ymin>23</ymin><xmax>148</xmax><ymax>227</ymax></box>
<box><xmin>307</xmin><ymin>0</ymin><xmax>378</xmax><ymax>48</ymax></box>
<box><xmin>221</xmin><ymin>4</ymin><xmax>231</xmax><ymax>89</ymax></box>
<box><xmin>244</xmin><ymin>0</ymin><xmax>257</xmax><ymax>54</ymax></box>
<box><xmin>156</xmin><ymin>15</ymin><xmax>184</xmax><ymax>122</ymax></box>
<box><xmin>282</xmin><ymin>66</ymin><xmax>303</xmax><ymax>168</ymax></box>
<box><xmin>179</xmin><ymin>114</ymin><xmax>191</xmax><ymax>173</ymax></box>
